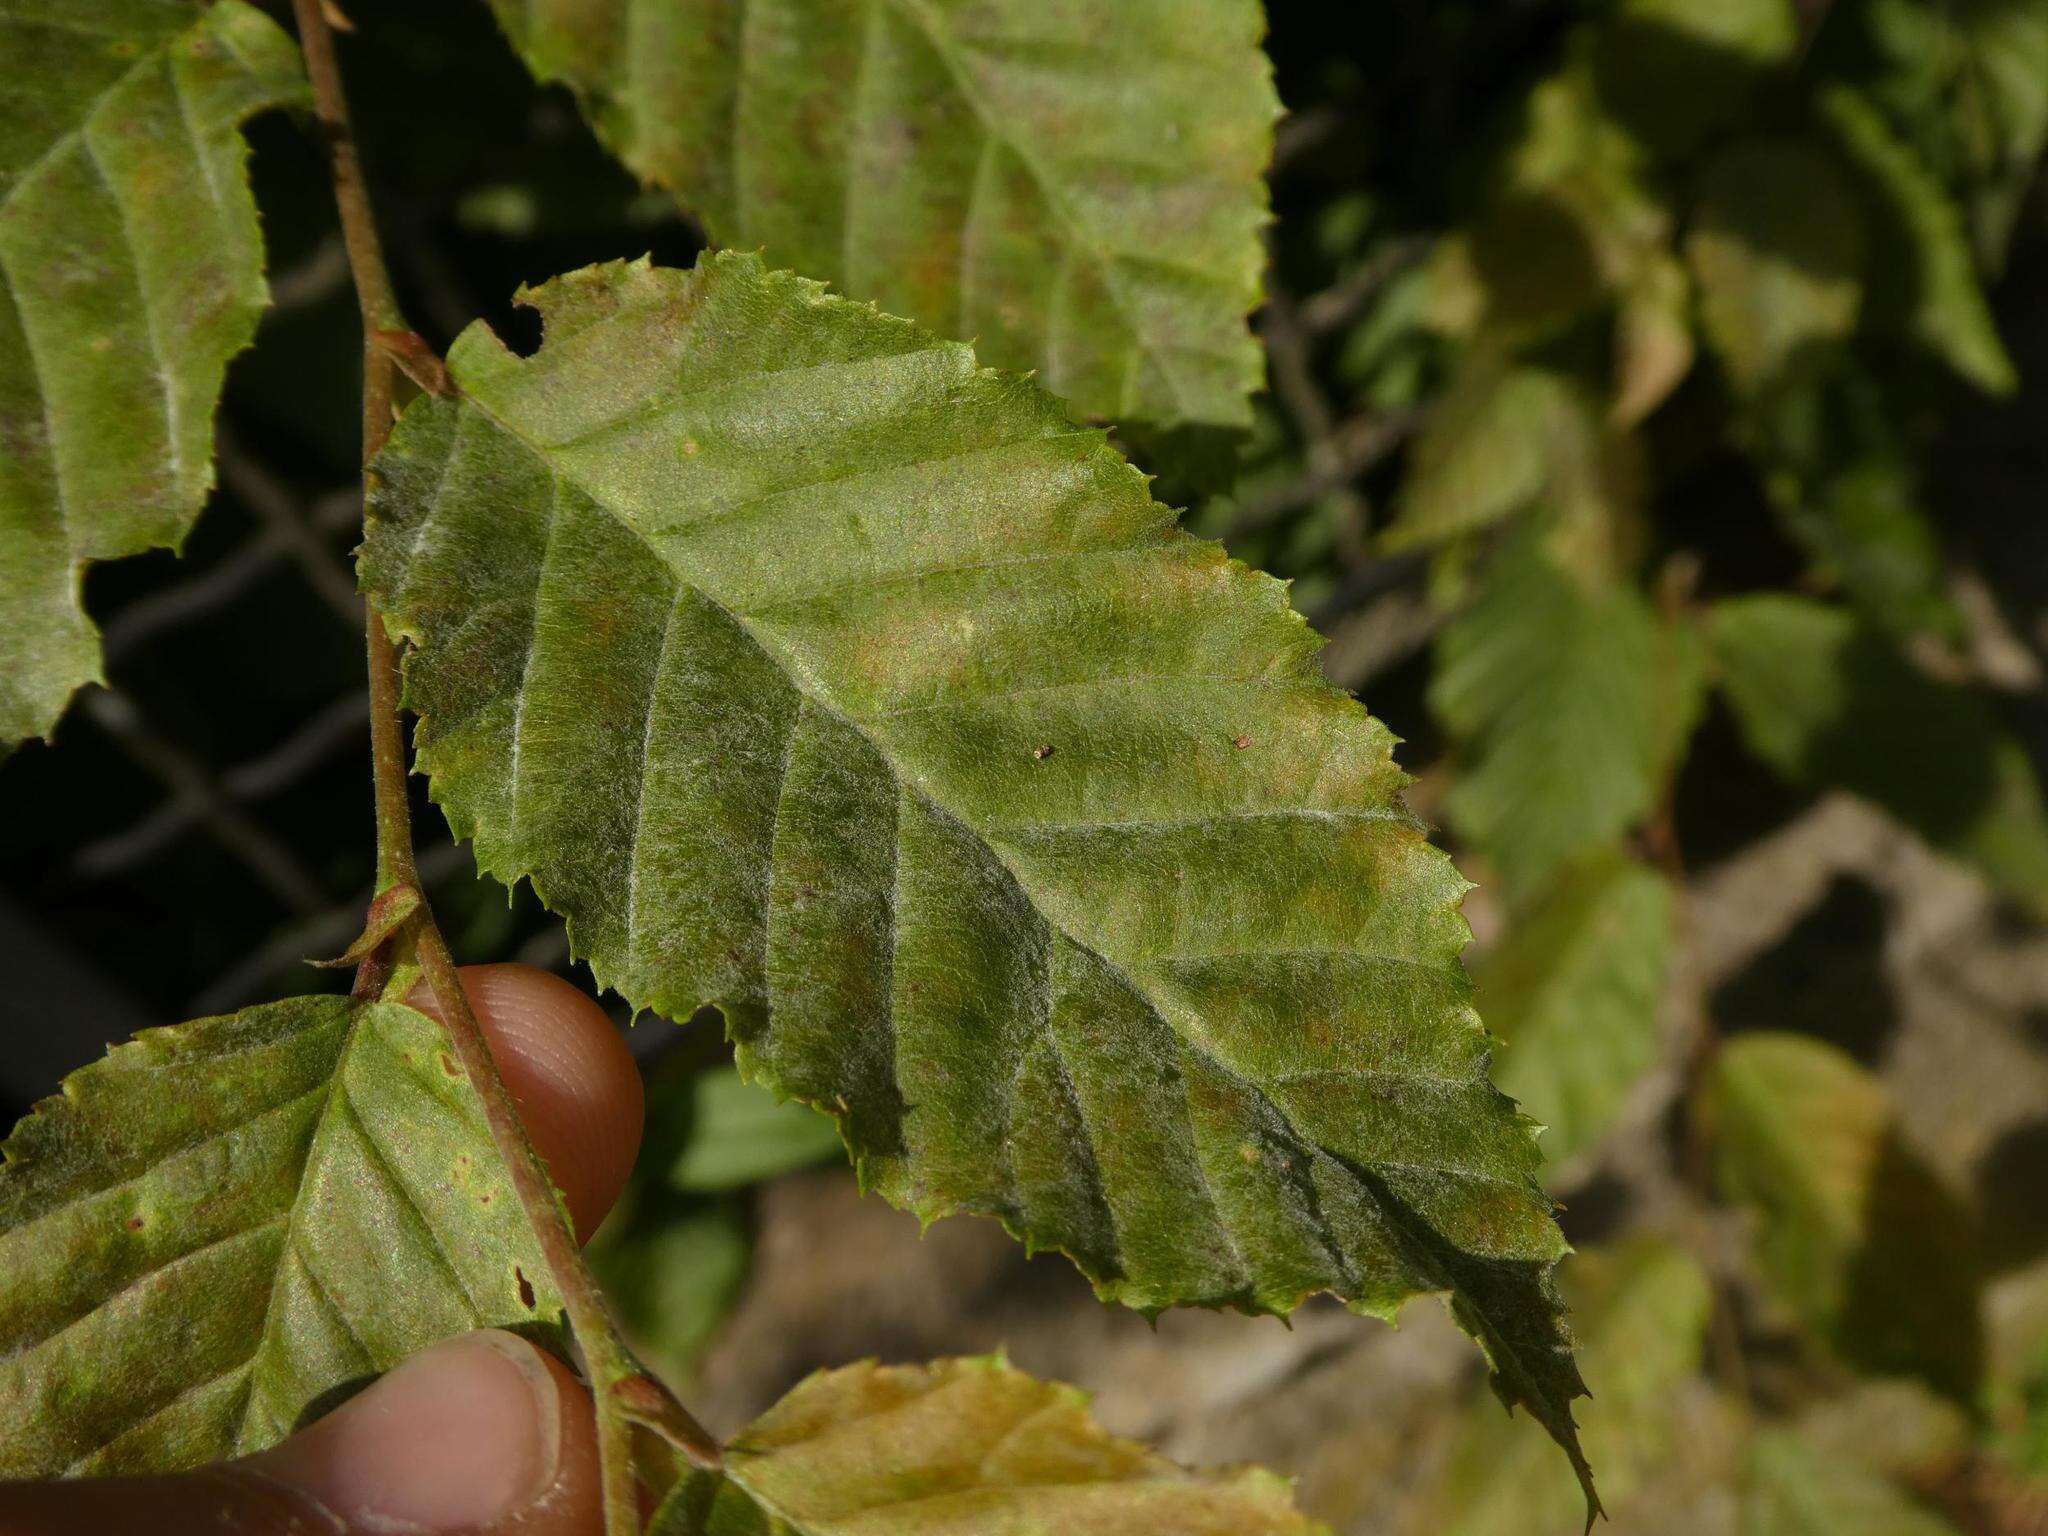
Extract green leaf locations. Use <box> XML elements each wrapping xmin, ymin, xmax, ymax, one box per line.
<box><xmin>1748</xmin><ymin>372</ymin><xmax>1958</xmax><ymax>639</ymax></box>
<box><xmin>360</xmin><ymin>251</ymin><xmax>1596</xmax><ymax>1504</ymax></box>
<box><xmin>669</xmin><ymin>1067</ymin><xmax>845</xmax><ymax>1192</ymax></box>
<box><xmin>1685</xmin><ymin>137</ymin><xmax>1866</xmax><ymax>397</ymax></box>
<box><xmin>1812</xmin><ymin>0</ymin><xmax>2048</xmax><ymax>271</ymax></box>
<box><xmin>589</xmin><ymin>1195</ymin><xmax>749</xmax><ymax>1383</ymax></box>
<box><xmin>0</xmin><ymin>994</ymin><xmax>563</xmax><ymax>1477</ymax></box>
<box><xmin>1709</xmin><ymin>595</ymin><xmax>2048</xmax><ymax>914</ymax></box>
<box><xmin>1384</xmin><ymin>362</ymin><xmax>1619</xmax><ymax>553</ymax></box>
<box><xmin>0</xmin><ymin>0</ymin><xmax>308</xmax><ymax>746</ymax></box>
<box><xmin>1743</xmin><ymin>1429</ymin><xmax>1963</xmax><ymax>1536</ymax></box>
<box><xmin>1589</xmin><ymin>0</ymin><xmax>1798</xmax><ymax>158</ymax></box>
<box><xmin>1703</xmin><ymin>1033</ymin><xmax>1982</xmax><ymax>1401</ymax></box>
<box><xmin>485</xmin><ymin>0</ymin><xmax>1277</xmax><ymax>430</ymax></box>
<box><xmin>1429</xmin><ymin>1238</ymin><xmax>1713</xmax><ymax>1536</ymax></box>
<box><xmin>1817</xmin><ymin>83</ymin><xmax>2017</xmax><ymax>395</ymax></box>
<box><xmin>647</xmin><ymin>1355</ymin><xmax>1329</xmax><ymax>1535</ymax></box>
<box><xmin>1432</xmin><ymin>528</ymin><xmax>1698</xmax><ymax>897</ymax></box>
<box><xmin>1480</xmin><ymin>853</ymin><xmax>1674</xmax><ymax>1170</ymax></box>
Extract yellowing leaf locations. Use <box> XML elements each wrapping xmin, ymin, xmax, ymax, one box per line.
<box><xmin>360</xmin><ymin>251</ymin><xmax>1597</xmax><ymax>1505</ymax></box>
<box><xmin>648</xmin><ymin>1356</ymin><xmax>1328</xmax><ymax>1535</ymax></box>
<box><xmin>0</xmin><ymin>996</ymin><xmax>562</xmax><ymax>1476</ymax></box>
<box><xmin>0</xmin><ymin>0</ymin><xmax>307</xmax><ymax>746</ymax></box>
<box><xmin>486</xmin><ymin>0</ymin><xmax>1278</xmax><ymax>429</ymax></box>
<box><xmin>1704</xmin><ymin>1034</ymin><xmax>1982</xmax><ymax>1401</ymax></box>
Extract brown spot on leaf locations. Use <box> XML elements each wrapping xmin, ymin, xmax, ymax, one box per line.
<box><xmin>680</xmin><ymin>438</ymin><xmax>700</xmax><ymax>457</ymax></box>
<box><xmin>439</xmin><ymin>1051</ymin><xmax>459</xmax><ymax>1077</ymax></box>
<box><xmin>124</xmin><ymin>1215</ymin><xmax>144</xmax><ymax>1231</ymax></box>
<box><xmin>1033</xmin><ymin>744</ymin><xmax>1055</xmax><ymax>761</ymax></box>
<box><xmin>515</xmin><ymin>1266</ymin><xmax>536</xmax><ymax>1309</ymax></box>
<box><xmin>1233</xmin><ymin>734</ymin><xmax>1253</xmax><ymax>750</ymax></box>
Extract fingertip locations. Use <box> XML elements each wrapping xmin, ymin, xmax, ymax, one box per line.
<box><xmin>410</xmin><ymin>964</ymin><xmax>643</xmax><ymax>1239</ymax></box>
<box><xmin>252</xmin><ymin>1330</ymin><xmax>602</xmax><ymax>1536</ymax></box>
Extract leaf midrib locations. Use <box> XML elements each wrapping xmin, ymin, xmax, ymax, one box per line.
<box><xmin>433</xmin><ymin>385</ymin><xmax>1574</xmax><ymax>1412</ymax></box>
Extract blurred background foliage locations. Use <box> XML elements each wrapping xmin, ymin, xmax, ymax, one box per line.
<box><xmin>4</xmin><ymin>0</ymin><xmax>2048</xmax><ymax>1530</ymax></box>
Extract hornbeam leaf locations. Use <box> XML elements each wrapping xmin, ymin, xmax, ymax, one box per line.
<box><xmin>360</xmin><ymin>251</ymin><xmax>1596</xmax><ymax>1504</ymax></box>
<box><xmin>646</xmin><ymin>1355</ymin><xmax>1328</xmax><ymax>1535</ymax></box>
<box><xmin>1480</xmin><ymin>852</ymin><xmax>1674</xmax><ymax>1171</ymax></box>
<box><xmin>1428</xmin><ymin>1238</ymin><xmax>1713</xmax><ymax>1535</ymax></box>
<box><xmin>1432</xmin><ymin>528</ymin><xmax>1701</xmax><ymax>899</ymax></box>
<box><xmin>1704</xmin><ymin>1033</ymin><xmax>1982</xmax><ymax>1401</ymax></box>
<box><xmin>1817</xmin><ymin>83</ymin><xmax>2017</xmax><ymax>395</ymax></box>
<box><xmin>0</xmin><ymin>995</ymin><xmax>564</xmax><ymax>1477</ymax></box>
<box><xmin>1743</xmin><ymin>1429</ymin><xmax>1964</xmax><ymax>1536</ymax></box>
<box><xmin>0</xmin><ymin>0</ymin><xmax>308</xmax><ymax>746</ymax></box>
<box><xmin>484</xmin><ymin>0</ymin><xmax>1277</xmax><ymax>430</ymax></box>
<box><xmin>1685</xmin><ymin>136</ymin><xmax>1866</xmax><ymax>398</ymax></box>
<box><xmin>1709</xmin><ymin>594</ymin><xmax>2048</xmax><ymax>914</ymax></box>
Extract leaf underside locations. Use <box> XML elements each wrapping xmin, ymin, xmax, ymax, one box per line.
<box><xmin>360</xmin><ymin>250</ymin><xmax>1594</xmax><ymax>1505</ymax></box>
<box><xmin>486</xmin><ymin>0</ymin><xmax>1276</xmax><ymax>430</ymax></box>
<box><xmin>649</xmin><ymin>1355</ymin><xmax>1327</xmax><ymax>1535</ymax></box>
<box><xmin>0</xmin><ymin>996</ymin><xmax>563</xmax><ymax>1478</ymax></box>
<box><xmin>0</xmin><ymin>0</ymin><xmax>307</xmax><ymax>746</ymax></box>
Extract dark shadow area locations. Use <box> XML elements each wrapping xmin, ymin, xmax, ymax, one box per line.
<box><xmin>1555</xmin><ymin>1170</ymin><xmax>1634</xmax><ymax>1249</ymax></box>
<box><xmin>1837</xmin><ymin>1129</ymin><xmax>1984</xmax><ymax>1404</ymax></box>
<box><xmin>1711</xmin><ymin>874</ymin><xmax>1899</xmax><ymax>1066</ymax></box>
<box><xmin>1976</xmin><ymin>1119</ymin><xmax>2048</xmax><ymax>1274</ymax></box>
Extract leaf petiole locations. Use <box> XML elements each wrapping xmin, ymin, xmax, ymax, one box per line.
<box><xmin>286</xmin><ymin>2</ymin><xmax>718</xmax><ymax>1528</ymax></box>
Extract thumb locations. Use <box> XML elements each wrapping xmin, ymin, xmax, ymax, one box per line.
<box><xmin>0</xmin><ymin>1331</ymin><xmax>602</xmax><ymax>1535</ymax></box>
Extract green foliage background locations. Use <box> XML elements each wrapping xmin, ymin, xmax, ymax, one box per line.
<box><xmin>3</xmin><ymin>0</ymin><xmax>2048</xmax><ymax>1529</ymax></box>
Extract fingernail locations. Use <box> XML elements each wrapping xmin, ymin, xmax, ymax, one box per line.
<box><xmin>256</xmin><ymin>1330</ymin><xmax>562</xmax><ymax>1533</ymax></box>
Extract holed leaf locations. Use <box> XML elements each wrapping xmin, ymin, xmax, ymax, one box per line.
<box><xmin>0</xmin><ymin>995</ymin><xmax>563</xmax><ymax>1476</ymax></box>
<box><xmin>0</xmin><ymin>0</ymin><xmax>307</xmax><ymax>746</ymax></box>
<box><xmin>486</xmin><ymin>0</ymin><xmax>1277</xmax><ymax>431</ymax></box>
<box><xmin>1709</xmin><ymin>594</ymin><xmax>2048</xmax><ymax>914</ymax></box>
<box><xmin>1480</xmin><ymin>853</ymin><xmax>1674</xmax><ymax>1170</ymax></box>
<box><xmin>648</xmin><ymin>1355</ymin><xmax>1327</xmax><ymax>1535</ymax></box>
<box><xmin>1703</xmin><ymin>1033</ymin><xmax>1982</xmax><ymax>1402</ymax></box>
<box><xmin>360</xmin><ymin>251</ymin><xmax>1595</xmax><ymax>1502</ymax></box>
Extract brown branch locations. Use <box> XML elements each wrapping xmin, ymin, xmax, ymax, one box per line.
<box><xmin>286</xmin><ymin>3</ymin><xmax>717</xmax><ymax>1526</ymax></box>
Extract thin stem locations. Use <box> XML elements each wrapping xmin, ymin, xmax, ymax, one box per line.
<box><xmin>288</xmin><ymin>3</ymin><xmax>718</xmax><ymax>1526</ymax></box>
